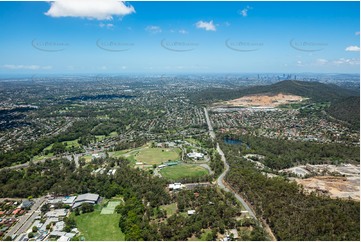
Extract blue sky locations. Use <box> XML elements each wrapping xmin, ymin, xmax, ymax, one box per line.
<box><xmin>0</xmin><ymin>0</ymin><xmax>359</xmax><ymax>74</ymax></box>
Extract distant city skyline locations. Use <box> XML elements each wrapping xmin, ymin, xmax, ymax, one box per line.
<box><xmin>0</xmin><ymin>0</ymin><xmax>360</xmax><ymax>74</ymax></box>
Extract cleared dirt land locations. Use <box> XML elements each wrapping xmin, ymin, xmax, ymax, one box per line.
<box><xmin>295</xmin><ymin>176</ymin><xmax>360</xmax><ymax>201</ymax></box>
<box><xmin>287</xmin><ymin>164</ymin><xmax>360</xmax><ymax>201</ymax></box>
<box><xmin>218</xmin><ymin>93</ymin><xmax>304</xmax><ymax>108</ymax></box>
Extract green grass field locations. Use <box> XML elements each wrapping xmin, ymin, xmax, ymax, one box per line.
<box><xmin>95</xmin><ymin>135</ymin><xmax>106</xmax><ymax>142</ymax></box>
<box><xmin>81</xmin><ymin>154</ymin><xmax>93</xmax><ymax>163</ymax></box>
<box><xmin>74</xmin><ymin>211</ymin><xmax>125</xmax><ymax>241</ymax></box>
<box><xmin>135</xmin><ymin>148</ymin><xmax>180</xmax><ymax>165</ymax></box>
<box><xmin>43</xmin><ymin>139</ymin><xmax>81</xmax><ymax>152</ymax></box>
<box><xmin>63</xmin><ymin>139</ymin><xmax>81</xmax><ymax>148</ymax></box>
<box><xmin>101</xmin><ymin>201</ymin><xmax>121</xmax><ymax>214</ymax></box>
<box><xmin>109</xmin><ymin>149</ymin><xmax>131</xmax><ymax>158</ymax></box>
<box><xmin>160</xmin><ymin>203</ymin><xmax>177</xmax><ymax>218</ymax></box>
<box><xmin>109</xmin><ymin>146</ymin><xmax>180</xmax><ymax>165</ymax></box>
<box><xmin>109</xmin><ymin>131</ymin><xmax>118</xmax><ymax>137</ymax></box>
<box><xmin>32</xmin><ymin>153</ymin><xmax>54</xmax><ymax>162</ymax></box>
<box><xmin>160</xmin><ymin>164</ymin><xmax>209</xmax><ymax>180</ymax></box>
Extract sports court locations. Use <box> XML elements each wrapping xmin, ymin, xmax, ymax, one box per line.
<box><xmin>100</xmin><ymin>201</ymin><xmax>121</xmax><ymax>214</ymax></box>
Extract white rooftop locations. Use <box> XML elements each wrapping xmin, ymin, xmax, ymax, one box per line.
<box><xmin>187</xmin><ymin>210</ymin><xmax>196</xmax><ymax>215</ymax></box>
<box><xmin>45</xmin><ymin>209</ymin><xmax>68</xmax><ymax>218</ymax></box>
<box><xmin>187</xmin><ymin>152</ymin><xmax>204</xmax><ymax>158</ymax></box>
<box><xmin>74</xmin><ymin>193</ymin><xmax>99</xmax><ymax>203</ymax></box>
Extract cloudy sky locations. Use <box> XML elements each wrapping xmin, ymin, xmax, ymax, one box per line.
<box><xmin>0</xmin><ymin>0</ymin><xmax>359</xmax><ymax>74</ymax></box>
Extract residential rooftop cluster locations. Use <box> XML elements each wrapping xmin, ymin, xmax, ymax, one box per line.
<box><xmin>3</xmin><ymin>193</ymin><xmax>100</xmax><ymax>241</ymax></box>
<box><xmin>210</xmin><ymin>106</ymin><xmax>359</xmax><ymax>145</ymax></box>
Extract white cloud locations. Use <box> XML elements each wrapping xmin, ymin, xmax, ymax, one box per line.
<box><xmin>145</xmin><ymin>25</ymin><xmax>162</xmax><ymax>34</ymax></box>
<box><xmin>333</xmin><ymin>58</ymin><xmax>359</xmax><ymax>65</ymax></box>
<box><xmin>239</xmin><ymin>6</ymin><xmax>252</xmax><ymax>17</ymax></box>
<box><xmin>2</xmin><ymin>65</ymin><xmax>52</xmax><ymax>70</ymax></box>
<box><xmin>45</xmin><ymin>0</ymin><xmax>135</xmax><ymax>20</ymax></box>
<box><xmin>295</xmin><ymin>57</ymin><xmax>359</xmax><ymax>67</ymax></box>
<box><xmin>99</xmin><ymin>23</ymin><xmax>114</xmax><ymax>28</ymax></box>
<box><xmin>178</xmin><ymin>29</ymin><xmax>188</xmax><ymax>34</ymax></box>
<box><xmin>316</xmin><ymin>58</ymin><xmax>328</xmax><ymax>65</ymax></box>
<box><xmin>356</xmin><ymin>31</ymin><xmax>360</xmax><ymax>36</ymax></box>
<box><xmin>296</xmin><ymin>60</ymin><xmax>304</xmax><ymax>67</ymax></box>
<box><xmin>224</xmin><ymin>22</ymin><xmax>231</xmax><ymax>27</ymax></box>
<box><xmin>345</xmin><ymin>45</ymin><xmax>360</xmax><ymax>52</ymax></box>
<box><xmin>195</xmin><ymin>20</ymin><xmax>216</xmax><ymax>31</ymax></box>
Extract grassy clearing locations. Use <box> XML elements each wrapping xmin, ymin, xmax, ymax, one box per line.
<box><xmin>160</xmin><ymin>164</ymin><xmax>208</xmax><ymax>180</ymax></box>
<box><xmin>188</xmin><ymin>229</ymin><xmax>213</xmax><ymax>241</ymax></box>
<box><xmin>44</xmin><ymin>144</ymin><xmax>53</xmax><ymax>151</ymax></box>
<box><xmin>43</xmin><ymin>139</ymin><xmax>81</xmax><ymax>152</ymax></box>
<box><xmin>200</xmin><ymin>229</ymin><xmax>213</xmax><ymax>241</ymax></box>
<box><xmin>109</xmin><ymin>131</ymin><xmax>118</xmax><ymax>137</ymax></box>
<box><xmin>160</xmin><ymin>203</ymin><xmax>177</xmax><ymax>218</ymax></box>
<box><xmin>109</xmin><ymin>150</ymin><xmax>130</xmax><ymax>158</ymax></box>
<box><xmin>74</xmin><ymin>211</ymin><xmax>125</xmax><ymax>241</ymax></box>
<box><xmin>185</xmin><ymin>138</ymin><xmax>202</xmax><ymax>146</ymax></box>
<box><xmin>136</xmin><ymin>148</ymin><xmax>180</xmax><ymax>165</ymax></box>
<box><xmin>109</xmin><ymin>146</ymin><xmax>180</xmax><ymax>165</ymax></box>
<box><xmin>32</xmin><ymin>153</ymin><xmax>54</xmax><ymax>162</ymax></box>
<box><xmin>101</xmin><ymin>201</ymin><xmax>121</xmax><ymax>214</ymax></box>
<box><xmin>81</xmin><ymin>154</ymin><xmax>93</xmax><ymax>163</ymax></box>
<box><xmin>95</xmin><ymin>135</ymin><xmax>106</xmax><ymax>142</ymax></box>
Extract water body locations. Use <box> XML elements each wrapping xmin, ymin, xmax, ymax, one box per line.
<box><xmin>224</xmin><ymin>138</ymin><xmax>251</xmax><ymax>149</ymax></box>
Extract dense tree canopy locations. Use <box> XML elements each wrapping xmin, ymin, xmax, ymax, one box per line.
<box><xmin>222</xmin><ymin>142</ymin><xmax>360</xmax><ymax>241</ymax></box>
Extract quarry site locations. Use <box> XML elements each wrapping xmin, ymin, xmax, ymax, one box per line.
<box><xmin>286</xmin><ymin>164</ymin><xmax>360</xmax><ymax>201</ymax></box>
<box><xmin>217</xmin><ymin>93</ymin><xmax>305</xmax><ymax>108</ymax></box>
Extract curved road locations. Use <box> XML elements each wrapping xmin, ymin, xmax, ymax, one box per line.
<box><xmin>204</xmin><ymin>107</ymin><xmax>257</xmax><ymax>220</ymax></box>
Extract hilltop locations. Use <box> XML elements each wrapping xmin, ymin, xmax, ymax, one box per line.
<box><xmin>244</xmin><ymin>80</ymin><xmax>358</xmax><ymax>102</ymax></box>
<box><xmin>191</xmin><ymin>80</ymin><xmax>358</xmax><ymax>104</ymax></box>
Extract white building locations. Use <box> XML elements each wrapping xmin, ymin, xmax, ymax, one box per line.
<box><xmin>187</xmin><ymin>210</ymin><xmax>196</xmax><ymax>215</ymax></box>
<box><xmin>72</xmin><ymin>193</ymin><xmax>100</xmax><ymax>209</ymax></box>
<box><xmin>187</xmin><ymin>152</ymin><xmax>204</xmax><ymax>160</ymax></box>
<box><xmin>45</xmin><ymin>209</ymin><xmax>68</xmax><ymax>218</ymax></box>
<box><xmin>168</xmin><ymin>183</ymin><xmax>184</xmax><ymax>190</ymax></box>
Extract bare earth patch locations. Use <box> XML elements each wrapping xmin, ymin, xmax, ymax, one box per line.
<box><xmin>295</xmin><ymin>176</ymin><xmax>360</xmax><ymax>201</ymax></box>
<box><xmin>218</xmin><ymin>93</ymin><xmax>304</xmax><ymax>108</ymax></box>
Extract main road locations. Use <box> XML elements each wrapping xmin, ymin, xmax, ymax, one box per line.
<box><xmin>204</xmin><ymin>107</ymin><xmax>277</xmax><ymax>240</ymax></box>
<box><xmin>203</xmin><ymin>107</ymin><xmax>257</xmax><ymax>220</ymax></box>
<box><xmin>5</xmin><ymin>196</ymin><xmax>46</xmax><ymax>238</ymax></box>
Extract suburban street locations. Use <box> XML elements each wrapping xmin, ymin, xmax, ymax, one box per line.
<box><xmin>203</xmin><ymin>107</ymin><xmax>216</xmax><ymax>140</ymax></box>
<box><xmin>5</xmin><ymin>196</ymin><xmax>46</xmax><ymax>238</ymax></box>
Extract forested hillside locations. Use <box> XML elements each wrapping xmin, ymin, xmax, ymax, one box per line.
<box><xmin>222</xmin><ymin>142</ymin><xmax>360</xmax><ymax>241</ymax></box>
<box><xmin>190</xmin><ymin>80</ymin><xmax>359</xmax><ymax>104</ymax></box>
<box><xmin>327</xmin><ymin>96</ymin><xmax>360</xmax><ymax>129</ymax></box>
<box><xmin>221</xmin><ymin>134</ymin><xmax>360</xmax><ymax>170</ymax></box>
<box><xmin>226</xmin><ymin>166</ymin><xmax>360</xmax><ymax>241</ymax></box>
